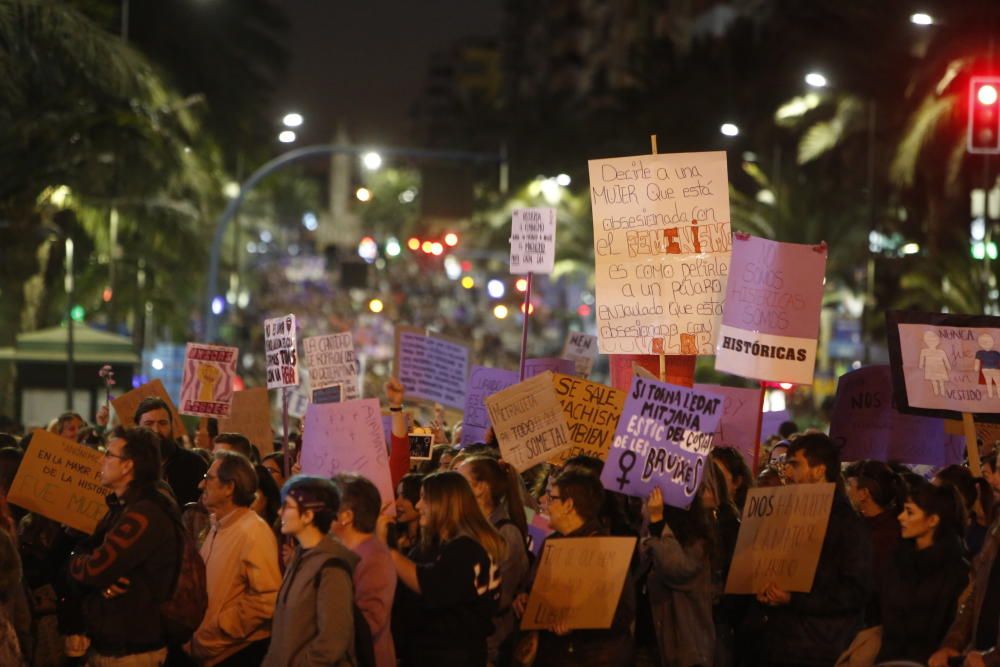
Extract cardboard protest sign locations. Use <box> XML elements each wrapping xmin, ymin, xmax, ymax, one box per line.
<box><xmin>830</xmin><ymin>366</ymin><xmax>964</xmax><ymax>467</ymax></box>
<box><xmin>561</xmin><ymin>332</ymin><xmax>599</xmax><ymax>377</ymax></box>
<box><xmin>888</xmin><ymin>311</ymin><xmax>1000</xmax><ymax>420</ymax></box>
<box><xmin>395</xmin><ymin>326</ymin><xmax>469</xmax><ymax>409</ymax></box>
<box><xmin>549</xmin><ymin>374</ymin><xmax>626</xmax><ymax>466</ymax></box>
<box><xmin>600</xmin><ymin>377</ymin><xmax>722</xmax><ymax>508</ymax></box>
<box><xmin>510</xmin><ymin>207</ymin><xmax>557</xmax><ymax>274</ymax></box>
<box><xmin>715</xmin><ymin>236</ymin><xmax>827</xmax><ymax>385</ymax></box>
<box><xmin>522</xmin><ymin>536</ymin><xmax>636</xmax><ymax>630</ymax></box>
<box><xmin>8</xmin><ymin>430</ymin><xmax>110</xmax><ymax>534</ymax></box>
<box><xmin>485</xmin><ymin>372</ymin><xmax>572</xmax><ymax>471</ymax></box>
<box><xmin>523</xmin><ymin>357</ymin><xmax>575</xmax><ymax>379</ymax></box>
<box><xmin>608</xmin><ymin>354</ymin><xmax>695</xmax><ymax>392</ymax></box>
<box><xmin>264</xmin><ymin>314</ymin><xmax>299</xmax><ymax>390</ymax></box>
<box><xmin>111</xmin><ymin>379</ymin><xmax>186</xmax><ymax>437</ymax></box>
<box><xmin>589</xmin><ymin>151</ymin><xmax>731</xmax><ymax>355</ymax></box>
<box><xmin>725</xmin><ymin>483</ymin><xmax>835</xmax><ymax>594</ymax></box>
<box><xmin>218</xmin><ymin>387</ymin><xmax>274</xmax><ymax>455</ymax></box>
<box><xmin>303</xmin><ymin>333</ymin><xmax>359</xmax><ymax>400</ymax></box>
<box><xmin>179</xmin><ymin>343</ymin><xmax>238</xmax><ymax>418</ymax></box>
<box><xmin>461</xmin><ymin>366</ymin><xmax>520</xmax><ymax>447</ymax></box>
<box><xmin>945</xmin><ymin>418</ymin><xmax>1000</xmax><ymax>453</ymax></box>
<box><xmin>694</xmin><ymin>384</ymin><xmax>763</xmax><ymax>466</ymax></box>
<box><xmin>301</xmin><ymin>399</ymin><xmax>393</xmax><ymax>513</ymax></box>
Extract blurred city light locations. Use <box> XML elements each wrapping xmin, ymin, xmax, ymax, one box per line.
<box><xmin>369</xmin><ymin>298</ymin><xmax>384</xmax><ymax>313</ymax></box>
<box><xmin>430</xmin><ymin>242</ymin><xmax>444</xmax><ymax>256</ymax></box>
<box><xmin>151</xmin><ymin>358</ymin><xmax>164</xmax><ymax>371</ymax></box>
<box><xmin>901</xmin><ymin>242</ymin><xmax>920</xmax><ymax>255</ymax></box>
<box><xmin>487</xmin><ymin>279</ymin><xmax>505</xmax><ymax>298</ymax></box>
<box><xmin>444</xmin><ymin>256</ymin><xmax>462</xmax><ymax>280</ymax></box>
<box><xmin>978</xmin><ymin>83</ymin><xmax>999</xmax><ymax>106</ymax></box>
<box><xmin>444</xmin><ymin>232</ymin><xmax>459</xmax><ymax>246</ymax></box>
<box><xmin>515</xmin><ymin>278</ymin><xmax>528</xmax><ymax>292</ymax></box>
<box><xmin>407</xmin><ymin>237</ymin><xmax>421</xmax><ymax>251</ymax></box>
<box><xmin>211</xmin><ymin>297</ymin><xmax>224</xmax><ymax>315</ymax></box>
<box><xmin>362</xmin><ymin>151</ymin><xmax>383</xmax><ymax>170</ymax></box>
<box><xmin>260</xmin><ymin>230</ymin><xmax>272</xmax><ymax>243</ymax></box>
<box><xmin>102</xmin><ymin>287</ymin><xmax>113</xmax><ymax>302</ymax></box>
<box><xmin>493</xmin><ymin>305</ymin><xmax>509</xmax><ymax>319</ymax></box>
<box><xmin>421</xmin><ymin>241</ymin><xmax>433</xmax><ymax>253</ymax></box>
<box><xmin>398</xmin><ymin>189</ymin><xmax>417</xmax><ymax>204</ymax></box>
<box><xmin>278</xmin><ymin>130</ymin><xmax>296</xmax><ymax>143</ymax></box>
<box><xmin>461</xmin><ymin>276</ymin><xmax>475</xmax><ymax>289</ymax></box>
<box><xmin>910</xmin><ymin>12</ymin><xmax>933</xmax><ymax>25</ymax></box>
<box><xmin>519</xmin><ymin>303</ymin><xmax>536</xmax><ymax>315</ymax></box>
<box><xmin>302</xmin><ymin>212</ymin><xmax>318</xmax><ymax>231</ymax></box>
<box><xmin>282</xmin><ymin>113</ymin><xmax>304</xmax><ymax>127</ymax></box>
<box><xmin>972</xmin><ymin>218</ymin><xmax>986</xmax><ymax>241</ymax></box>
<box><xmin>385</xmin><ymin>237</ymin><xmax>401</xmax><ymax>257</ymax></box>
<box><xmin>223</xmin><ymin>181</ymin><xmax>240</xmax><ymax>198</ymax></box>
<box><xmin>779</xmin><ymin>382</ymin><xmax>794</xmax><ymax>390</ymax></box>
<box><xmin>720</xmin><ymin>123</ymin><xmax>740</xmax><ymax>137</ymax></box>
<box><xmin>556</xmin><ymin>173</ymin><xmax>571</xmax><ymax>186</ymax></box>
<box><xmin>576</xmin><ymin>304</ymin><xmax>592</xmax><ymax>317</ymax></box>
<box><xmin>540</xmin><ymin>177</ymin><xmax>562</xmax><ymax>204</ymax></box>
<box><xmin>356</xmin><ymin>187</ymin><xmax>372</xmax><ymax>202</ymax></box>
<box><xmin>804</xmin><ymin>72</ymin><xmax>828</xmax><ymax>88</ymax></box>
<box><xmin>358</xmin><ymin>236</ymin><xmax>378</xmax><ymax>263</ymax></box>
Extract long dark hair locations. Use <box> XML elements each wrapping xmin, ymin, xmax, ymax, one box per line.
<box><xmin>709</xmin><ymin>446</ymin><xmax>752</xmax><ymax>510</ymax></box>
<box><xmin>907</xmin><ymin>483</ymin><xmax>967</xmax><ymax>548</ymax></box>
<box><xmin>420</xmin><ymin>471</ymin><xmax>506</xmax><ymax>562</ymax></box>
<box><xmin>460</xmin><ymin>456</ymin><xmax>528</xmax><ymax>540</ymax></box>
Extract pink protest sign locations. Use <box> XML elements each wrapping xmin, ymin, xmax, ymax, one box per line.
<box><xmin>694</xmin><ymin>384</ymin><xmax>763</xmax><ymax>466</ymax></box>
<box><xmin>180</xmin><ymin>343</ymin><xmax>238</xmax><ymax>418</ymax></box>
<box><xmin>715</xmin><ymin>236</ymin><xmax>826</xmax><ymax>385</ymax></box>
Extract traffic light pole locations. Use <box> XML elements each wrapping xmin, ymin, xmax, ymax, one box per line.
<box><xmin>202</xmin><ymin>144</ymin><xmax>501</xmax><ymax>342</ymax></box>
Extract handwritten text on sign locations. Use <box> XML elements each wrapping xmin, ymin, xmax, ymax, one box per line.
<box><xmin>303</xmin><ymin>333</ymin><xmax>359</xmax><ymax>400</ymax></box>
<box><xmin>725</xmin><ymin>483</ymin><xmax>835</xmax><ymax>594</ymax></box>
<box><xmin>600</xmin><ymin>376</ymin><xmax>722</xmax><ymax>508</ymax></box>
<box><xmin>589</xmin><ymin>151</ymin><xmax>731</xmax><ymax>355</ymax></box>
<box><xmin>522</xmin><ymin>536</ymin><xmax>636</xmax><ymax>630</ymax></box>
<box><xmin>395</xmin><ymin>327</ymin><xmax>469</xmax><ymax>409</ymax></box>
<box><xmin>485</xmin><ymin>371</ymin><xmax>572</xmax><ymax>471</ymax></box>
<box><xmin>715</xmin><ymin>236</ymin><xmax>827</xmax><ymax>385</ymax></box>
<box><xmin>562</xmin><ymin>332</ymin><xmax>599</xmax><ymax>377</ymax></box>
<box><xmin>8</xmin><ymin>430</ymin><xmax>110</xmax><ymax>534</ymax></box>
<box><xmin>180</xmin><ymin>343</ymin><xmax>238</xmax><ymax>418</ymax></box>
<box><xmin>461</xmin><ymin>366</ymin><xmax>519</xmax><ymax>447</ymax></box>
<box><xmin>549</xmin><ymin>373</ymin><xmax>625</xmax><ymax>466</ymax></box>
<box><xmin>510</xmin><ymin>207</ymin><xmax>556</xmax><ymax>274</ymax></box>
<box><xmin>264</xmin><ymin>314</ymin><xmax>298</xmax><ymax>389</ymax></box>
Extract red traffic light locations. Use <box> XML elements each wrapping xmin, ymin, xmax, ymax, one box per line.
<box><xmin>968</xmin><ymin>77</ymin><xmax>1000</xmax><ymax>154</ymax></box>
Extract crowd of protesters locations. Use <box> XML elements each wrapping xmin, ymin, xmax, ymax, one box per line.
<box><xmin>0</xmin><ymin>375</ymin><xmax>998</xmax><ymax>667</ymax></box>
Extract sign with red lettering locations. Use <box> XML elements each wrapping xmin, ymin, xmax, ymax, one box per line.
<box><xmin>264</xmin><ymin>314</ymin><xmax>299</xmax><ymax>390</ymax></box>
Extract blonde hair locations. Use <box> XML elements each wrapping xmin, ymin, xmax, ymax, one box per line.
<box><xmin>421</xmin><ymin>471</ymin><xmax>506</xmax><ymax>563</ymax></box>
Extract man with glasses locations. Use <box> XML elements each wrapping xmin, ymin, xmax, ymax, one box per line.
<box><xmin>134</xmin><ymin>397</ymin><xmax>208</xmax><ymax>507</ymax></box>
<box><xmin>61</xmin><ymin>426</ymin><xmax>181</xmax><ymax>665</ymax></box>
<box><xmin>189</xmin><ymin>451</ymin><xmax>281</xmax><ymax>666</ymax></box>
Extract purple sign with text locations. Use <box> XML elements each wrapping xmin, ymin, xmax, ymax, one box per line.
<box><xmin>461</xmin><ymin>366</ymin><xmax>520</xmax><ymax>446</ymax></box>
<box><xmin>694</xmin><ymin>384</ymin><xmax>763</xmax><ymax>467</ymax></box>
<box><xmin>600</xmin><ymin>376</ymin><xmax>723</xmax><ymax>508</ymax></box>
<box><xmin>523</xmin><ymin>357</ymin><xmax>576</xmax><ymax>379</ymax></box>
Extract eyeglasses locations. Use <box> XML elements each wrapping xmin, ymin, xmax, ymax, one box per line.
<box><xmin>103</xmin><ymin>451</ymin><xmax>128</xmax><ymax>461</ymax></box>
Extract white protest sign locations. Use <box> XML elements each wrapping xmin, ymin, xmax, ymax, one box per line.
<box><xmin>303</xmin><ymin>333</ymin><xmax>359</xmax><ymax>400</ymax></box>
<box><xmin>561</xmin><ymin>332</ymin><xmax>599</xmax><ymax>377</ymax></box>
<box><xmin>264</xmin><ymin>314</ymin><xmax>299</xmax><ymax>389</ymax></box>
<box><xmin>588</xmin><ymin>151</ymin><xmax>731</xmax><ymax>355</ymax></box>
<box><xmin>510</xmin><ymin>207</ymin><xmax>556</xmax><ymax>274</ymax></box>
<box><xmin>395</xmin><ymin>326</ymin><xmax>469</xmax><ymax>409</ymax></box>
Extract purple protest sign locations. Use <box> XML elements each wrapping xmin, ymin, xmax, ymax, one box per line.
<box><xmin>461</xmin><ymin>366</ymin><xmax>519</xmax><ymax>447</ymax></box>
<box><xmin>694</xmin><ymin>384</ymin><xmax>763</xmax><ymax>466</ymax></box>
<box><xmin>523</xmin><ymin>358</ymin><xmax>576</xmax><ymax>379</ymax></box>
<box><xmin>600</xmin><ymin>376</ymin><xmax>723</xmax><ymax>508</ymax></box>
<box><xmin>715</xmin><ymin>235</ymin><xmax>826</xmax><ymax>385</ymax></box>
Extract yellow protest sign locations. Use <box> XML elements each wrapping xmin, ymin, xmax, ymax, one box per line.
<box><xmin>549</xmin><ymin>373</ymin><xmax>625</xmax><ymax>466</ymax></box>
<box><xmin>485</xmin><ymin>372</ymin><xmax>571</xmax><ymax>472</ymax></box>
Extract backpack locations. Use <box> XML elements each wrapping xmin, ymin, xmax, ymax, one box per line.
<box><xmin>314</xmin><ymin>557</ymin><xmax>375</xmax><ymax>667</ymax></box>
<box><xmin>160</xmin><ymin>515</ymin><xmax>208</xmax><ymax>645</ymax></box>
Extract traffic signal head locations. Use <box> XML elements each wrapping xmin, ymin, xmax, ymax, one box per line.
<box><xmin>968</xmin><ymin>76</ymin><xmax>1000</xmax><ymax>154</ymax></box>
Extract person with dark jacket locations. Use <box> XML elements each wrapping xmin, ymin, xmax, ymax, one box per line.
<box><xmin>263</xmin><ymin>476</ymin><xmax>357</xmax><ymax>667</ymax></box>
<box><xmin>879</xmin><ymin>483</ymin><xmax>969</xmax><ymax>663</ymax></box>
<box><xmin>60</xmin><ymin>426</ymin><xmax>181</xmax><ymax>665</ymax></box>
<box><xmin>755</xmin><ymin>433</ymin><xmax>872</xmax><ymax>667</ymax></box>
<box><xmin>135</xmin><ymin>397</ymin><xmax>208</xmax><ymax>506</ymax></box>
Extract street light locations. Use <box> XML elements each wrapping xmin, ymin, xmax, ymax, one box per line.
<box><xmin>278</xmin><ymin>130</ymin><xmax>296</xmax><ymax>144</ymax></box>
<box><xmin>720</xmin><ymin>123</ymin><xmax>740</xmax><ymax>137</ymax></box>
<box><xmin>805</xmin><ymin>72</ymin><xmax>828</xmax><ymax>88</ymax></box>
<box><xmin>910</xmin><ymin>12</ymin><xmax>933</xmax><ymax>26</ymax></box>
<box><xmin>362</xmin><ymin>151</ymin><xmax>382</xmax><ymax>170</ymax></box>
<box><xmin>282</xmin><ymin>113</ymin><xmax>304</xmax><ymax>128</ymax></box>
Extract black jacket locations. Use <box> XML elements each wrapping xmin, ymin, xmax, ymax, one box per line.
<box><xmin>878</xmin><ymin>537</ymin><xmax>968</xmax><ymax>663</ymax></box>
<box><xmin>759</xmin><ymin>490</ymin><xmax>872</xmax><ymax>666</ymax></box>
<box><xmin>60</xmin><ymin>484</ymin><xmax>181</xmax><ymax>655</ymax></box>
<box><xmin>162</xmin><ymin>438</ymin><xmax>208</xmax><ymax>507</ymax></box>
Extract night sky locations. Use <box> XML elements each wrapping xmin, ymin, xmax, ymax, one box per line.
<box><xmin>274</xmin><ymin>1</ymin><xmax>502</xmax><ymax>148</ymax></box>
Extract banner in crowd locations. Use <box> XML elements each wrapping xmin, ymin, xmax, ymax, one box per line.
<box><xmin>561</xmin><ymin>332</ymin><xmax>599</xmax><ymax>377</ymax></box>
<box><xmin>694</xmin><ymin>384</ymin><xmax>763</xmax><ymax>467</ymax></box>
<box><xmin>8</xmin><ymin>430</ymin><xmax>110</xmax><ymax>534</ymax></box>
<box><xmin>830</xmin><ymin>366</ymin><xmax>964</xmax><ymax>466</ymax></box>
<box><xmin>600</xmin><ymin>377</ymin><xmax>722</xmax><ymax>508</ymax></box>
<box><xmin>303</xmin><ymin>332</ymin><xmax>359</xmax><ymax>400</ymax></box>
<box><xmin>461</xmin><ymin>366</ymin><xmax>519</xmax><ymax>447</ymax></box>
<box><xmin>522</xmin><ymin>536</ymin><xmax>636</xmax><ymax>630</ymax></box>
<box><xmin>523</xmin><ymin>357</ymin><xmax>576</xmax><ymax>379</ymax></box>
<box><xmin>112</xmin><ymin>379</ymin><xmax>186</xmax><ymax>437</ymax></box>
<box><xmin>726</xmin><ymin>483</ymin><xmax>835</xmax><ymax>594</ymax></box>
<box><xmin>179</xmin><ymin>343</ymin><xmax>238</xmax><ymax>418</ymax></box>
<box><xmin>395</xmin><ymin>326</ymin><xmax>469</xmax><ymax>409</ymax></box>
<box><xmin>715</xmin><ymin>236</ymin><xmax>827</xmax><ymax>385</ymax></box>
<box><xmin>264</xmin><ymin>314</ymin><xmax>299</xmax><ymax>390</ymax></box>
<box><xmin>549</xmin><ymin>373</ymin><xmax>626</xmax><ymax>466</ymax></box>
<box><xmin>218</xmin><ymin>387</ymin><xmax>274</xmax><ymax>455</ymax></box>
<box><xmin>510</xmin><ymin>207</ymin><xmax>557</xmax><ymax>274</ymax></box>
<box><xmin>888</xmin><ymin>311</ymin><xmax>1000</xmax><ymax>420</ymax></box>
<box><xmin>485</xmin><ymin>372</ymin><xmax>572</xmax><ymax>471</ymax></box>
<box><xmin>301</xmin><ymin>399</ymin><xmax>393</xmax><ymax>513</ymax></box>
<box><xmin>588</xmin><ymin>151</ymin><xmax>731</xmax><ymax>355</ymax></box>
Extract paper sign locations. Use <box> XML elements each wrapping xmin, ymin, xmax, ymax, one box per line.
<box><xmin>589</xmin><ymin>151</ymin><xmax>731</xmax><ymax>355</ymax></box>
<box><xmin>111</xmin><ymin>379</ymin><xmax>186</xmax><ymax>438</ymax></box>
<box><xmin>313</xmin><ymin>384</ymin><xmax>343</xmax><ymax>404</ymax></box>
<box><xmin>218</xmin><ymin>387</ymin><xmax>274</xmax><ymax>455</ymax></box>
<box><xmin>715</xmin><ymin>236</ymin><xmax>827</xmax><ymax>385</ymax></box>
<box><xmin>830</xmin><ymin>366</ymin><xmax>964</xmax><ymax>466</ymax></box>
<box><xmin>608</xmin><ymin>354</ymin><xmax>695</xmax><ymax>392</ymax></box>
<box><xmin>561</xmin><ymin>332</ymin><xmax>599</xmax><ymax>377</ymax></box>
<box><xmin>510</xmin><ymin>207</ymin><xmax>557</xmax><ymax>274</ymax></box>
<box><xmin>694</xmin><ymin>384</ymin><xmax>763</xmax><ymax>467</ymax></box>
<box><xmin>8</xmin><ymin>430</ymin><xmax>110</xmax><ymax>534</ymax></box>
<box><xmin>461</xmin><ymin>366</ymin><xmax>519</xmax><ymax>447</ymax></box>
<box><xmin>549</xmin><ymin>374</ymin><xmax>626</xmax><ymax>466</ymax></box>
<box><xmin>395</xmin><ymin>326</ymin><xmax>469</xmax><ymax>409</ymax></box>
<box><xmin>264</xmin><ymin>314</ymin><xmax>299</xmax><ymax>389</ymax></box>
<box><xmin>760</xmin><ymin>410</ymin><xmax>791</xmax><ymax>440</ymax></box>
<box><xmin>725</xmin><ymin>483</ymin><xmax>835</xmax><ymax>594</ymax></box>
<box><xmin>179</xmin><ymin>343</ymin><xmax>238</xmax><ymax>418</ymax></box>
<box><xmin>286</xmin><ymin>385</ymin><xmax>310</xmax><ymax>419</ymax></box>
<box><xmin>301</xmin><ymin>399</ymin><xmax>393</xmax><ymax>513</ymax></box>
<box><xmin>888</xmin><ymin>311</ymin><xmax>1000</xmax><ymax>418</ymax></box>
<box><xmin>485</xmin><ymin>372</ymin><xmax>572</xmax><ymax>471</ymax></box>
<box><xmin>523</xmin><ymin>357</ymin><xmax>576</xmax><ymax>379</ymax></box>
<box><xmin>600</xmin><ymin>376</ymin><xmax>722</xmax><ymax>508</ymax></box>
<box><xmin>521</xmin><ymin>536</ymin><xmax>636</xmax><ymax>630</ymax></box>
<box><xmin>303</xmin><ymin>333</ymin><xmax>359</xmax><ymax>400</ymax></box>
